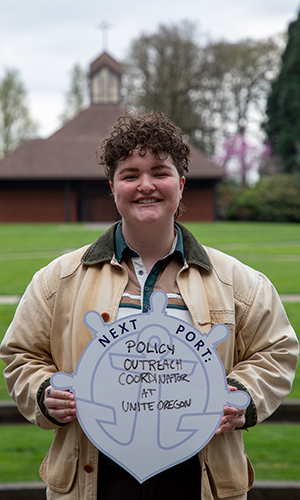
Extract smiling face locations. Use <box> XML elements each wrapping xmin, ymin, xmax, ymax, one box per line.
<box><xmin>110</xmin><ymin>148</ymin><xmax>185</xmax><ymax>234</ymax></box>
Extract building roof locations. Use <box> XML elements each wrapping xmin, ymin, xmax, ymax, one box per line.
<box><xmin>0</xmin><ymin>104</ymin><xmax>223</xmax><ymax>181</ymax></box>
<box><xmin>90</xmin><ymin>51</ymin><xmax>122</xmax><ymax>78</ymax></box>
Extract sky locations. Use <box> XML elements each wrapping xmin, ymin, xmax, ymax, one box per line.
<box><xmin>1</xmin><ymin>0</ymin><xmax>300</xmax><ymax>138</ymax></box>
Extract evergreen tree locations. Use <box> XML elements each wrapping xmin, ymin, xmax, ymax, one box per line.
<box><xmin>265</xmin><ymin>11</ymin><xmax>300</xmax><ymax>174</ymax></box>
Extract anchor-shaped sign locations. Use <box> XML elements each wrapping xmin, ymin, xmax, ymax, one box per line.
<box><xmin>51</xmin><ymin>291</ymin><xmax>250</xmax><ymax>483</ymax></box>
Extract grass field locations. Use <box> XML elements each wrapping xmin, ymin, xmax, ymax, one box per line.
<box><xmin>244</xmin><ymin>423</ymin><xmax>300</xmax><ymax>481</ymax></box>
<box><xmin>0</xmin><ymin>425</ymin><xmax>53</xmax><ymax>482</ymax></box>
<box><xmin>0</xmin><ymin>222</ymin><xmax>299</xmax><ymax>482</ymax></box>
<box><xmin>0</xmin><ymin>422</ymin><xmax>298</xmax><ymax>483</ymax></box>
<box><xmin>184</xmin><ymin>222</ymin><xmax>300</xmax><ymax>293</ymax></box>
<box><xmin>0</xmin><ymin>221</ymin><xmax>299</xmax><ymax>294</ymax></box>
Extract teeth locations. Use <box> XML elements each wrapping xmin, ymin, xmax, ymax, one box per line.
<box><xmin>137</xmin><ymin>199</ymin><xmax>157</xmax><ymax>204</ymax></box>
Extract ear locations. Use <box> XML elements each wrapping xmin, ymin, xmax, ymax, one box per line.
<box><xmin>109</xmin><ymin>180</ymin><xmax>114</xmax><ymax>197</ymax></box>
<box><xmin>179</xmin><ymin>176</ymin><xmax>186</xmax><ymax>200</ymax></box>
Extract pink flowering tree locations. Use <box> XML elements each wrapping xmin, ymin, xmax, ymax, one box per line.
<box><xmin>214</xmin><ymin>134</ymin><xmax>271</xmax><ymax>186</ymax></box>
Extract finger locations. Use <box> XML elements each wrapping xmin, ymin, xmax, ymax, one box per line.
<box><xmin>216</xmin><ymin>419</ymin><xmax>235</xmax><ymax>434</ymax></box>
<box><xmin>234</xmin><ymin>414</ymin><xmax>246</xmax><ymax>428</ymax></box>
<box><xmin>47</xmin><ymin>397</ymin><xmax>76</xmax><ymax>410</ymax></box>
<box><xmin>45</xmin><ymin>388</ymin><xmax>74</xmax><ymax>408</ymax></box>
<box><xmin>45</xmin><ymin>388</ymin><xmax>76</xmax><ymax>414</ymax></box>
<box><xmin>48</xmin><ymin>406</ymin><xmax>77</xmax><ymax>424</ymax></box>
<box><xmin>224</xmin><ymin>413</ymin><xmax>245</xmax><ymax>424</ymax></box>
<box><xmin>48</xmin><ymin>407</ymin><xmax>76</xmax><ymax>418</ymax></box>
<box><xmin>46</xmin><ymin>387</ymin><xmax>74</xmax><ymax>401</ymax></box>
<box><xmin>216</xmin><ymin>414</ymin><xmax>246</xmax><ymax>434</ymax></box>
<box><xmin>223</xmin><ymin>406</ymin><xmax>246</xmax><ymax>417</ymax></box>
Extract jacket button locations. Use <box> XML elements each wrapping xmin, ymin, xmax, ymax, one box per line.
<box><xmin>83</xmin><ymin>463</ymin><xmax>93</xmax><ymax>473</ymax></box>
<box><xmin>101</xmin><ymin>312</ymin><xmax>110</xmax><ymax>323</ymax></box>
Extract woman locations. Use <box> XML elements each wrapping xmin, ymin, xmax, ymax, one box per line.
<box><xmin>0</xmin><ymin>111</ymin><xmax>298</xmax><ymax>500</ymax></box>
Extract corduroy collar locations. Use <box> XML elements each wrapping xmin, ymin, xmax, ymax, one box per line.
<box><xmin>81</xmin><ymin>221</ymin><xmax>212</xmax><ymax>272</ymax></box>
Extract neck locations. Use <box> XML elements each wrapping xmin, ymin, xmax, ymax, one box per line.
<box><xmin>122</xmin><ymin>221</ymin><xmax>176</xmax><ymax>272</ymax></box>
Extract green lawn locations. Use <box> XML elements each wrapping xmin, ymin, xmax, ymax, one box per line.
<box><xmin>0</xmin><ymin>304</ymin><xmax>17</xmax><ymax>399</ymax></box>
<box><xmin>183</xmin><ymin>221</ymin><xmax>300</xmax><ymax>246</ymax></box>
<box><xmin>184</xmin><ymin>221</ymin><xmax>300</xmax><ymax>293</ymax></box>
<box><xmin>0</xmin><ymin>221</ymin><xmax>299</xmax><ymax>294</ymax></box>
<box><xmin>0</xmin><ymin>223</ymin><xmax>106</xmax><ymax>295</ymax></box>
<box><xmin>244</xmin><ymin>423</ymin><xmax>300</xmax><ymax>481</ymax></box>
<box><xmin>0</xmin><ymin>423</ymin><xmax>298</xmax><ymax>482</ymax></box>
<box><xmin>0</xmin><ymin>425</ymin><xmax>53</xmax><ymax>482</ymax></box>
<box><xmin>0</xmin><ymin>223</ymin><xmax>107</xmax><ymax>253</ymax></box>
<box><xmin>280</xmin><ymin>302</ymin><xmax>300</xmax><ymax>398</ymax></box>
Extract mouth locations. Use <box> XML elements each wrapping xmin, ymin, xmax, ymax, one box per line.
<box><xmin>135</xmin><ymin>198</ymin><xmax>160</xmax><ymax>204</ymax></box>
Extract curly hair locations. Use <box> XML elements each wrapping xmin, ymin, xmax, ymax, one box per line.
<box><xmin>96</xmin><ymin>111</ymin><xmax>190</xmax><ymax>182</ymax></box>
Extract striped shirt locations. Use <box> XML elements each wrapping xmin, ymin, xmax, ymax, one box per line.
<box><xmin>114</xmin><ymin>222</ymin><xmax>192</xmax><ymax>324</ymax></box>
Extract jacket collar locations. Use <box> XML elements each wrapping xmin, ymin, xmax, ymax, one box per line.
<box><xmin>114</xmin><ymin>221</ymin><xmax>185</xmax><ymax>264</ymax></box>
<box><xmin>81</xmin><ymin>221</ymin><xmax>212</xmax><ymax>272</ymax></box>
<box><xmin>179</xmin><ymin>223</ymin><xmax>212</xmax><ymax>271</ymax></box>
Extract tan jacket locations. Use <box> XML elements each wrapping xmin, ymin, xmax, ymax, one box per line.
<box><xmin>1</xmin><ymin>223</ymin><xmax>298</xmax><ymax>499</ymax></box>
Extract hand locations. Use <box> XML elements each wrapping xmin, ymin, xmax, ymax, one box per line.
<box><xmin>44</xmin><ymin>386</ymin><xmax>77</xmax><ymax>424</ymax></box>
<box><xmin>216</xmin><ymin>386</ymin><xmax>246</xmax><ymax>435</ymax></box>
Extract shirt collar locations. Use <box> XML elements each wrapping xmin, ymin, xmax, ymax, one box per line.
<box><xmin>114</xmin><ymin>221</ymin><xmax>185</xmax><ymax>264</ymax></box>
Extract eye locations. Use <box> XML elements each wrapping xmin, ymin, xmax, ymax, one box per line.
<box><xmin>155</xmin><ymin>171</ymin><xmax>168</xmax><ymax>178</ymax></box>
<box><xmin>122</xmin><ymin>173</ymin><xmax>138</xmax><ymax>181</ymax></box>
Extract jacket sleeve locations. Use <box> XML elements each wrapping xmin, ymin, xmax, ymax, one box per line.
<box><xmin>0</xmin><ymin>267</ymin><xmax>62</xmax><ymax>430</ymax></box>
<box><xmin>229</xmin><ymin>269</ymin><xmax>299</xmax><ymax>425</ymax></box>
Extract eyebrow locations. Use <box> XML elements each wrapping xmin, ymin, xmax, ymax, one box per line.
<box><xmin>117</xmin><ymin>164</ymin><xmax>173</xmax><ymax>174</ymax></box>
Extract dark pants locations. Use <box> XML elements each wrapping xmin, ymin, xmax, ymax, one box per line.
<box><xmin>98</xmin><ymin>454</ymin><xmax>201</xmax><ymax>500</ymax></box>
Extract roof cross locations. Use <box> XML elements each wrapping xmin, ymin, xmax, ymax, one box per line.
<box><xmin>97</xmin><ymin>21</ymin><xmax>113</xmax><ymax>52</ymax></box>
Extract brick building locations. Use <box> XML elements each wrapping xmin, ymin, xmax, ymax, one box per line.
<box><xmin>0</xmin><ymin>52</ymin><xmax>223</xmax><ymax>223</ymax></box>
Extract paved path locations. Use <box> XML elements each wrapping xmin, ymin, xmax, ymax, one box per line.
<box><xmin>279</xmin><ymin>294</ymin><xmax>300</xmax><ymax>302</ymax></box>
<box><xmin>0</xmin><ymin>296</ymin><xmax>21</xmax><ymax>304</ymax></box>
<box><xmin>1</xmin><ymin>295</ymin><xmax>300</xmax><ymax>305</ymax></box>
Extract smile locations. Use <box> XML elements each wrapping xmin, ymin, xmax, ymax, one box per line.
<box><xmin>136</xmin><ymin>199</ymin><xmax>159</xmax><ymax>204</ymax></box>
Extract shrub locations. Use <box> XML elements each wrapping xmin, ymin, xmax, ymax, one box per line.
<box><xmin>218</xmin><ymin>174</ymin><xmax>300</xmax><ymax>222</ymax></box>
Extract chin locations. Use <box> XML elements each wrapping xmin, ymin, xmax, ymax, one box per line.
<box><xmin>134</xmin><ymin>208</ymin><xmax>161</xmax><ymax>222</ymax></box>
<box><xmin>136</xmin><ymin>216</ymin><xmax>160</xmax><ymax>225</ymax></box>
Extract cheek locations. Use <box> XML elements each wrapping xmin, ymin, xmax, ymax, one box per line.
<box><xmin>166</xmin><ymin>179</ymin><xmax>184</xmax><ymax>201</ymax></box>
<box><xmin>112</xmin><ymin>183</ymin><xmax>133</xmax><ymax>205</ymax></box>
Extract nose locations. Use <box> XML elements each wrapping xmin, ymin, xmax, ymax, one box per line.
<box><xmin>137</xmin><ymin>174</ymin><xmax>155</xmax><ymax>192</ymax></box>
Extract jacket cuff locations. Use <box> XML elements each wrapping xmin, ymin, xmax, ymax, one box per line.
<box><xmin>227</xmin><ymin>377</ymin><xmax>257</xmax><ymax>429</ymax></box>
<box><xmin>37</xmin><ymin>378</ymin><xmax>67</xmax><ymax>427</ymax></box>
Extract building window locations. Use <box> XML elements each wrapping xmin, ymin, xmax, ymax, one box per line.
<box><xmin>91</xmin><ymin>67</ymin><xmax>120</xmax><ymax>104</ymax></box>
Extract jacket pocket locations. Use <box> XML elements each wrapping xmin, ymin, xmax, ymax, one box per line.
<box><xmin>204</xmin><ymin>432</ymin><xmax>254</xmax><ymax>499</ymax></box>
<box><xmin>40</xmin><ymin>422</ymin><xmax>79</xmax><ymax>493</ymax></box>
